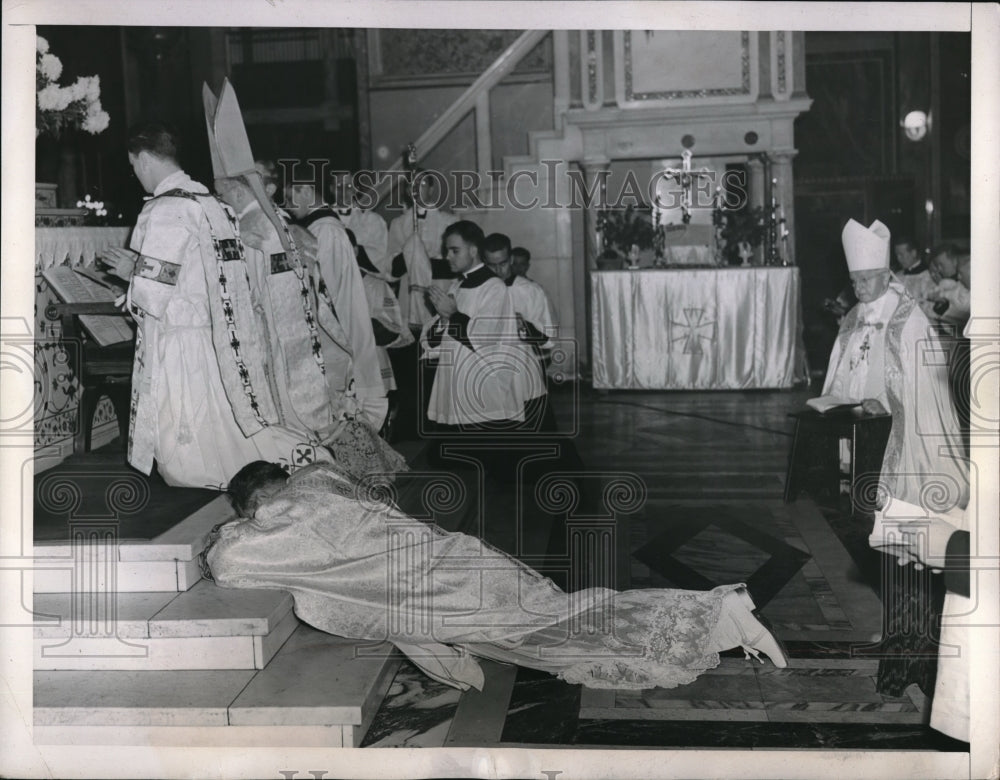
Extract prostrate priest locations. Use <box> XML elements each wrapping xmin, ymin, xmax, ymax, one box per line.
<box><xmin>101</xmin><ymin>122</ymin><xmax>331</xmax><ymax>488</ymax></box>
<box><xmin>206</xmin><ymin>459</ymin><xmax>788</xmax><ymax>692</ymax></box>
<box><xmin>283</xmin><ymin>173</ymin><xmax>388</xmax><ymax>430</ymax></box>
<box><xmin>819</xmin><ymin>218</ymin><xmax>968</xmax><ymax>508</ymax></box>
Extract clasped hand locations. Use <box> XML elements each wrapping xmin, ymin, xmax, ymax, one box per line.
<box><xmin>427</xmin><ymin>286</ymin><xmax>457</xmax><ymax>318</ymax></box>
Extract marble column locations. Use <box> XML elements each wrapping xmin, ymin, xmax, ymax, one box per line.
<box><xmin>580</xmin><ymin>159</ymin><xmax>611</xmax><ymax>269</ymax></box>
<box><xmin>747</xmin><ymin>156</ymin><xmax>766</xmax><ymax>211</ymax></box>
<box><xmin>577</xmin><ymin>159</ymin><xmax>609</xmax><ymax>381</ymax></box>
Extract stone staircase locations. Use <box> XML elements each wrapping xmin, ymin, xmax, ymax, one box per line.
<box><xmin>32</xmin><ymin>495</ymin><xmax>400</xmax><ymax>747</ymax></box>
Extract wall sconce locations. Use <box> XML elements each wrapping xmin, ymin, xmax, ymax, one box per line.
<box><xmin>901</xmin><ymin>110</ymin><xmax>932</xmax><ymax>142</ymax></box>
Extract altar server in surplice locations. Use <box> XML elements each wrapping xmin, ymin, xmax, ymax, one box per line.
<box><xmin>100</xmin><ymin>121</ymin><xmax>331</xmax><ymax>488</ymax></box>
<box><xmin>283</xmin><ymin>172</ymin><xmax>388</xmax><ymax>431</ymax></box>
<box><xmin>420</xmin><ymin>220</ymin><xmax>539</xmax><ymax>430</ymax></box>
<box><xmin>482</xmin><ymin>233</ymin><xmax>554</xmax><ymax>430</ymax></box>
<box><xmin>330</xmin><ymin>170</ymin><xmax>391</xmax><ymax>279</ymax></box>
<box><xmin>345</xmin><ymin>227</ymin><xmax>414</xmax><ymax>395</ymax></box>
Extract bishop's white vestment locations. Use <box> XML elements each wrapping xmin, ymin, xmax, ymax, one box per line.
<box><xmin>238</xmin><ymin>202</ymin><xmax>333</xmax><ymax>435</ymax></box>
<box><xmin>821</xmin><ymin>281</ymin><xmax>968</xmax><ymax>508</ymax></box>
<box><xmin>297</xmin><ymin>206</ymin><xmax>387</xmax><ymax>429</ymax></box>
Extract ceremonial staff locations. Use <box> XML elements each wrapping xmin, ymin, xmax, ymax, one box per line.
<box><xmin>404</xmin><ymin>142</ymin><xmax>419</xmax><ymax>234</ymax></box>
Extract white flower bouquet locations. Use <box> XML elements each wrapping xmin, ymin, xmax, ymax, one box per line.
<box><xmin>36</xmin><ymin>36</ymin><xmax>110</xmax><ymax>138</ymax></box>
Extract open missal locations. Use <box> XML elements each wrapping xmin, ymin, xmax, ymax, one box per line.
<box><xmin>805</xmin><ymin>395</ymin><xmax>862</xmax><ymax>414</ymax></box>
<box><xmin>42</xmin><ymin>265</ymin><xmax>133</xmax><ymax>347</ymax></box>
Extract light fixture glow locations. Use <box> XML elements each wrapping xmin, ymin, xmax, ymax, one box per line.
<box><xmin>902</xmin><ymin>110</ymin><xmax>932</xmax><ymax>142</ymax></box>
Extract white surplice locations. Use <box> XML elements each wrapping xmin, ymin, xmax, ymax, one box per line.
<box><xmin>419</xmin><ymin>265</ymin><xmax>540</xmax><ymax>425</ymax></box>
<box><xmin>387</xmin><ymin>207</ymin><xmax>459</xmax><ymax>328</ymax></box>
<box><xmin>508</xmin><ymin>275</ymin><xmax>558</xmax><ymax>347</ymax></box>
<box><xmin>337</xmin><ymin>207</ymin><xmax>390</xmax><ymax>276</ymax></box>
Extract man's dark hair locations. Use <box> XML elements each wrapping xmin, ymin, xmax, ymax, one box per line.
<box><xmin>929</xmin><ymin>242</ymin><xmax>962</xmax><ymax>262</ymax></box>
<box><xmin>443</xmin><ymin>220</ymin><xmax>485</xmax><ymax>256</ymax></box>
<box><xmin>127</xmin><ymin>122</ymin><xmax>180</xmax><ymax>163</ymax></box>
<box><xmin>893</xmin><ymin>235</ymin><xmax>917</xmax><ymax>250</ymax></box>
<box><xmin>228</xmin><ymin>460</ymin><xmax>288</xmax><ymax>517</ymax></box>
<box><xmin>482</xmin><ymin>233</ymin><xmax>512</xmax><ymax>255</ymax></box>
<box><xmin>511</xmin><ymin>246</ymin><xmax>531</xmax><ymax>263</ymax></box>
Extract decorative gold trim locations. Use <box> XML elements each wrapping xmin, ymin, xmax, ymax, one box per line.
<box><xmin>776</xmin><ymin>31</ymin><xmax>787</xmax><ymax>94</ymax></box>
<box><xmin>581</xmin><ymin>30</ymin><xmax>603</xmax><ymax>110</ymax></box>
<box><xmin>587</xmin><ymin>31</ymin><xmax>598</xmax><ymax>104</ymax></box>
<box><xmin>623</xmin><ymin>31</ymin><xmax>752</xmax><ymax>101</ymax></box>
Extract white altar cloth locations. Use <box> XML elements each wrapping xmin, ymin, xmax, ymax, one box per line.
<box><xmin>591</xmin><ymin>267</ymin><xmax>807</xmax><ymax>390</ymax></box>
<box><xmin>35</xmin><ymin>226</ymin><xmax>132</xmax><ymax>272</ymax></box>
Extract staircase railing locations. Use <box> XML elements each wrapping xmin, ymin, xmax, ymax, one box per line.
<box><xmin>373</xmin><ymin>29</ymin><xmax>551</xmax><ymax>202</ymax></box>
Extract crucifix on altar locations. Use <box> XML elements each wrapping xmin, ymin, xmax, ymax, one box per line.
<box><xmin>655</xmin><ymin>148</ymin><xmax>716</xmax><ymax>227</ymax></box>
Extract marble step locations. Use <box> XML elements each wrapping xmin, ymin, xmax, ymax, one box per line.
<box><xmin>32</xmin><ymin>495</ymin><xmax>233</xmax><ymax>593</ymax></box>
<box><xmin>34</xmin><ymin>625</ymin><xmax>402</xmax><ymax>747</ymax></box>
<box><xmin>33</xmin><ymin>579</ymin><xmax>297</xmax><ymax>670</ymax></box>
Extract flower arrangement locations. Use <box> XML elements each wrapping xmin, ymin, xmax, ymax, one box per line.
<box><xmin>597</xmin><ymin>204</ymin><xmax>655</xmax><ymax>261</ymax></box>
<box><xmin>714</xmin><ymin>206</ymin><xmax>766</xmax><ymax>266</ymax></box>
<box><xmin>36</xmin><ymin>36</ymin><xmax>110</xmax><ymax>138</ymax></box>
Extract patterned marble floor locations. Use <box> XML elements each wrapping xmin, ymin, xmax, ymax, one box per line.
<box><xmin>361</xmin><ymin>387</ymin><xmax>968</xmax><ymax>751</ymax></box>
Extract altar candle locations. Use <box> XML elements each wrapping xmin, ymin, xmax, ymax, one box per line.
<box><xmin>715</xmin><ymin>186</ymin><xmax>722</xmax><ymax>211</ymax></box>
<box><xmin>925</xmin><ymin>199</ymin><xmax>934</xmax><ymax>247</ymax></box>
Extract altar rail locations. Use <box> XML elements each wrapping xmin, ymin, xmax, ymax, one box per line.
<box><xmin>591</xmin><ymin>267</ymin><xmax>808</xmax><ymax>390</ymax></box>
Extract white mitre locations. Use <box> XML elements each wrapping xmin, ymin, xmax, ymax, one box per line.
<box><xmin>842</xmin><ymin>218</ymin><xmax>891</xmax><ymax>272</ymax></box>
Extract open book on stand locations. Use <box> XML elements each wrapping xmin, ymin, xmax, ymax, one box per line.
<box><xmin>42</xmin><ymin>265</ymin><xmax>133</xmax><ymax>347</ymax></box>
<box><xmin>805</xmin><ymin>395</ymin><xmax>862</xmax><ymax>414</ymax></box>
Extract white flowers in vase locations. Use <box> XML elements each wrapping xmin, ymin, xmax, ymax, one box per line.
<box><xmin>36</xmin><ymin>36</ymin><xmax>110</xmax><ymax>138</ymax></box>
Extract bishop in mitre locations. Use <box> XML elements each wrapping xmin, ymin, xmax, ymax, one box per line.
<box><xmin>819</xmin><ymin>218</ymin><xmax>968</xmax><ymax>509</ymax></box>
<box><xmin>205</xmin><ymin>80</ymin><xmax>405</xmax><ymax>481</ymax></box>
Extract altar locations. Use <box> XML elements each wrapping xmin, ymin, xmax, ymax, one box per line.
<box><xmin>591</xmin><ymin>267</ymin><xmax>807</xmax><ymax>390</ymax></box>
